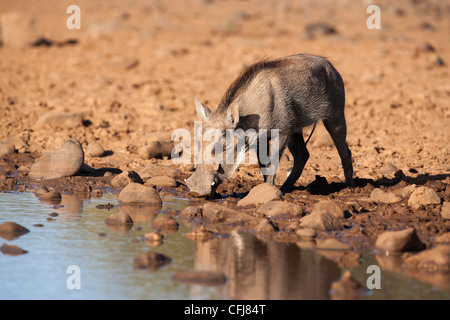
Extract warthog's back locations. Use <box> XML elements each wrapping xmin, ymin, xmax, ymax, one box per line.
<box><xmin>215</xmin><ymin>53</ymin><xmax>345</xmax><ymax>132</ymax></box>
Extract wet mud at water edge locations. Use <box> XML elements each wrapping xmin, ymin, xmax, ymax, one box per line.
<box><xmin>1</xmin><ymin>0</ymin><xmax>450</xmax><ymax>300</ymax></box>
<box><xmin>0</xmin><ymin>190</ymin><xmax>449</xmax><ymax>300</ymax></box>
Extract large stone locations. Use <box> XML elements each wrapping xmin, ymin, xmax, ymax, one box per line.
<box><xmin>86</xmin><ymin>142</ymin><xmax>105</xmax><ymax>157</ymax></box>
<box><xmin>145</xmin><ymin>176</ymin><xmax>178</xmax><ymax>188</ymax></box>
<box><xmin>117</xmin><ymin>183</ymin><xmax>162</xmax><ymax>205</ymax></box>
<box><xmin>299</xmin><ymin>200</ymin><xmax>344</xmax><ymax>231</ymax></box>
<box><xmin>401</xmin><ymin>184</ymin><xmax>418</xmax><ymax>198</ymax></box>
<box><xmin>317</xmin><ymin>238</ymin><xmax>352</xmax><ymax>251</ymax></box>
<box><xmin>29</xmin><ymin>139</ymin><xmax>84</xmax><ymax>180</ymax></box>
<box><xmin>257</xmin><ymin>200</ymin><xmax>303</xmax><ymax>218</ymax></box>
<box><xmin>408</xmin><ymin>187</ymin><xmax>441</xmax><ymax>209</ymax></box>
<box><xmin>296</xmin><ymin>228</ymin><xmax>317</xmax><ymax>240</ymax></box>
<box><xmin>375</xmin><ymin>228</ymin><xmax>425</xmax><ymax>253</ymax></box>
<box><xmin>370</xmin><ymin>188</ymin><xmax>402</xmax><ymax>204</ymax></box>
<box><xmin>105</xmin><ymin>212</ymin><xmax>133</xmax><ymax>225</ymax></box>
<box><xmin>111</xmin><ymin>170</ymin><xmax>144</xmax><ymax>187</ymax></box>
<box><xmin>238</xmin><ymin>183</ymin><xmax>282</xmax><ymax>207</ymax></box>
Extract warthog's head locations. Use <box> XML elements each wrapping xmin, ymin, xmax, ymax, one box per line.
<box><xmin>185</xmin><ymin>98</ymin><xmax>241</xmax><ymax>197</ymax></box>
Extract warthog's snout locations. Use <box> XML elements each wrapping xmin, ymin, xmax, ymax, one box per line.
<box><xmin>185</xmin><ymin>165</ymin><xmax>220</xmax><ymax>198</ymax></box>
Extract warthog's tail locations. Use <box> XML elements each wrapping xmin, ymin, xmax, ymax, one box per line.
<box><xmin>305</xmin><ymin>123</ymin><xmax>317</xmax><ymax>145</ymax></box>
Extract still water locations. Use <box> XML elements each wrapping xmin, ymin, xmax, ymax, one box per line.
<box><xmin>0</xmin><ymin>191</ymin><xmax>449</xmax><ymax>300</ymax></box>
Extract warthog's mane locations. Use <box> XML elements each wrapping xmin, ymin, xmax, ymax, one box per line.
<box><xmin>217</xmin><ymin>58</ymin><xmax>288</xmax><ymax>111</ymax></box>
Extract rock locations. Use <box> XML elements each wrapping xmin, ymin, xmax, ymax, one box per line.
<box><xmin>256</xmin><ymin>200</ymin><xmax>303</xmax><ymax>218</ymax></box>
<box><xmin>152</xmin><ymin>215</ymin><xmax>179</xmax><ymax>232</ymax></box>
<box><xmin>117</xmin><ymin>183</ymin><xmax>162</xmax><ymax>205</ymax></box>
<box><xmin>296</xmin><ymin>228</ymin><xmax>317</xmax><ymax>240</ymax></box>
<box><xmin>401</xmin><ymin>184</ymin><xmax>417</xmax><ymax>198</ymax></box>
<box><xmin>202</xmin><ymin>203</ymin><xmax>252</xmax><ymax>223</ymax></box>
<box><xmin>105</xmin><ymin>212</ymin><xmax>133</xmax><ymax>225</ymax></box>
<box><xmin>0</xmin><ymin>143</ymin><xmax>15</xmax><ymax>157</ymax></box>
<box><xmin>133</xmin><ymin>251</ymin><xmax>172</xmax><ymax>270</ymax></box>
<box><xmin>299</xmin><ymin>200</ymin><xmax>344</xmax><ymax>231</ymax></box>
<box><xmin>0</xmin><ymin>12</ymin><xmax>41</xmax><ymax>48</ymax></box>
<box><xmin>441</xmin><ymin>202</ymin><xmax>450</xmax><ymax>220</ymax></box>
<box><xmin>317</xmin><ymin>238</ymin><xmax>351</xmax><ymax>251</ymax></box>
<box><xmin>29</xmin><ymin>139</ymin><xmax>84</xmax><ymax>180</ymax></box>
<box><xmin>330</xmin><ymin>271</ymin><xmax>365</xmax><ymax>300</ymax></box>
<box><xmin>375</xmin><ymin>228</ymin><xmax>425</xmax><ymax>254</ymax></box>
<box><xmin>139</xmin><ymin>141</ymin><xmax>173</xmax><ymax>160</ymax></box>
<box><xmin>111</xmin><ymin>170</ymin><xmax>144</xmax><ymax>187</ymax></box>
<box><xmin>404</xmin><ymin>246</ymin><xmax>450</xmax><ymax>272</ymax></box>
<box><xmin>381</xmin><ymin>163</ymin><xmax>400</xmax><ymax>178</ymax></box>
<box><xmin>172</xmin><ymin>270</ymin><xmax>227</xmax><ymax>286</ymax></box>
<box><xmin>408</xmin><ymin>186</ymin><xmax>441</xmax><ymax>209</ymax></box>
<box><xmin>86</xmin><ymin>142</ymin><xmax>105</xmax><ymax>157</ymax></box>
<box><xmin>370</xmin><ymin>188</ymin><xmax>402</xmax><ymax>204</ymax></box>
<box><xmin>238</xmin><ymin>183</ymin><xmax>282</xmax><ymax>207</ymax></box>
<box><xmin>1</xmin><ymin>243</ymin><xmax>28</xmax><ymax>256</ymax></box>
<box><xmin>138</xmin><ymin>164</ymin><xmax>181</xmax><ymax>180</ymax></box>
<box><xmin>314</xmin><ymin>200</ymin><xmax>344</xmax><ymax>217</ymax></box>
<box><xmin>0</xmin><ymin>222</ymin><xmax>30</xmax><ymax>240</ymax></box>
<box><xmin>145</xmin><ymin>176</ymin><xmax>178</xmax><ymax>188</ymax></box>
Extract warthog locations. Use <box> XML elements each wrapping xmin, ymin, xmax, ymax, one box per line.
<box><xmin>185</xmin><ymin>53</ymin><xmax>354</xmax><ymax>196</ymax></box>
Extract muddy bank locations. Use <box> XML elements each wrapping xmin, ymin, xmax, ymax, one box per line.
<box><xmin>1</xmin><ymin>149</ymin><xmax>449</xmax><ymax>252</ymax></box>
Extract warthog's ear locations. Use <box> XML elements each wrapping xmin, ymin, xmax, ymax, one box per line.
<box><xmin>194</xmin><ymin>98</ymin><xmax>212</xmax><ymax>122</ymax></box>
<box><xmin>227</xmin><ymin>99</ymin><xmax>240</xmax><ymax>127</ymax></box>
